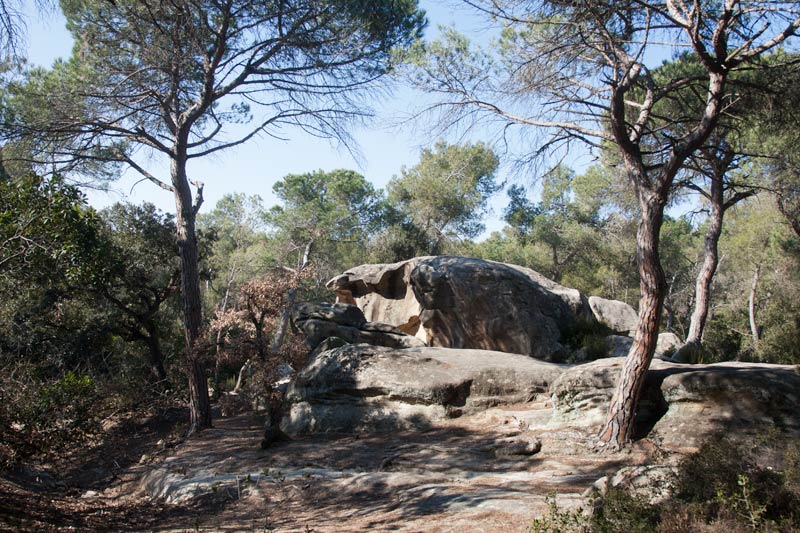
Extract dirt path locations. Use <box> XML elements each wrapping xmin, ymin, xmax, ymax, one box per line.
<box><xmin>1</xmin><ymin>400</ymin><xmax>660</xmax><ymax>532</ymax></box>
<box><xmin>134</xmin><ymin>401</ymin><xmax>655</xmax><ymax>532</ymax></box>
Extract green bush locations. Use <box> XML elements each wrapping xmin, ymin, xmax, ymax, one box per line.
<box><xmin>528</xmin><ymin>438</ymin><xmax>800</xmax><ymax>532</ymax></box>
<box><xmin>562</xmin><ymin>317</ymin><xmax>613</xmax><ymax>362</ymax></box>
<box><xmin>0</xmin><ymin>368</ymin><xmax>101</xmax><ymax>469</ymax></box>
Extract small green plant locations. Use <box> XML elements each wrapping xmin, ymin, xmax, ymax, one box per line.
<box><xmin>562</xmin><ymin>317</ymin><xmax>613</xmax><ymax>362</ymax></box>
<box><xmin>715</xmin><ymin>474</ymin><xmax>769</xmax><ymax>531</ymax></box>
<box><xmin>529</xmin><ymin>494</ymin><xmax>589</xmax><ymax>533</ymax></box>
<box><xmin>592</xmin><ymin>486</ymin><xmax>660</xmax><ymax>533</ymax></box>
<box><xmin>528</xmin><ymin>437</ymin><xmax>800</xmax><ymax>533</ymax></box>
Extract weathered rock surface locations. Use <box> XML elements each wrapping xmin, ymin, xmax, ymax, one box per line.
<box><xmin>327</xmin><ymin>258</ymin><xmax>428</xmax><ymax>342</ymax></box>
<box><xmin>281</xmin><ymin>344</ymin><xmax>563</xmax><ymax>436</ymax></box>
<box><xmin>329</xmin><ymin>256</ymin><xmax>591</xmax><ymax>361</ymax></box>
<box><xmin>293</xmin><ymin>302</ymin><xmax>426</xmax><ymax>350</ymax></box>
<box><xmin>656</xmin><ymin>332</ymin><xmax>682</xmax><ymax>355</ymax></box>
<box><xmin>551</xmin><ymin>357</ymin><xmax>800</xmax><ymax>451</ymax></box>
<box><xmin>588</xmin><ymin>296</ymin><xmax>638</xmax><ymax>336</ymax></box>
<box><xmin>604</xmin><ymin>333</ymin><xmax>681</xmax><ymax>359</ymax></box>
<box><xmin>654</xmin><ymin>362</ymin><xmax>800</xmax><ymax>451</ymax></box>
<box><xmin>139</xmin><ymin>348</ymin><xmax>800</xmax><ymax>532</ymax></box>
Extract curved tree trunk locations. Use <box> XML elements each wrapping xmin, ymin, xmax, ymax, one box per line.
<box><xmin>685</xmin><ymin>177</ymin><xmax>724</xmax><ymax>345</ymax></box>
<box><xmin>598</xmin><ymin>193</ymin><xmax>667</xmax><ymax>449</ymax></box>
<box><xmin>172</xmin><ymin>155</ymin><xmax>212</xmax><ymax>433</ymax></box>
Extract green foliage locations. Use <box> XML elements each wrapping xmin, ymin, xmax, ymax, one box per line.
<box><xmin>383</xmin><ymin>140</ymin><xmax>500</xmax><ymax>257</ymax></box>
<box><xmin>0</xmin><ymin>175</ymin><xmax>107</xmax><ymax>284</ymax></box>
<box><xmin>528</xmin><ymin>438</ymin><xmax>800</xmax><ymax>533</ymax></box>
<box><xmin>529</xmin><ymin>494</ymin><xmax>590</xmax><ymax>533</ymax></box>
<box><xmin>592</xmin><ymin>486</ymin><xmax>661</xmax><ymax>533</ymax></box>
<box><xmin>561</xmin><ymin>317</ymin><xmax>613</xmax><ymax>362</ymax></box>
<box><xmin>199</xmin><ymin>193</ymin><xmax>271</xmax><ymax>315</ymax></box>
<box><xmin>0</xmin><ymin>178</ymin><xmax>189</xmax><ymax>466</ymax></box>
<box><xmin>267</xmin><ymin>169</ymin><xmax>387</xmax><ymax>277</ymax></box>
<box><xmin>0</xmin><ymin>369</ymin><xmax>101</xmax><ymax>469</ymax></box>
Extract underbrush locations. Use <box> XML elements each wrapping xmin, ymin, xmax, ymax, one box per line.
<box><xmin>0</xmin><ymin>363</ymin><xmax>184</xmax><ymax>471</ymax></box>
<box><xmin>530</xmin><ymin>437</ymin><xmax>800</xmax><ymax>532</ymax></box>
<box><xmin>562</xmin><ymin>318</ymin><xmax>613</xmax><ymax>362</ymax></box>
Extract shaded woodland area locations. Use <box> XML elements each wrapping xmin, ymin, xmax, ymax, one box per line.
<box><xmin>2</xmin><ymin>0</ymin><xmax>800</xmax><ymax>531</ymax></box>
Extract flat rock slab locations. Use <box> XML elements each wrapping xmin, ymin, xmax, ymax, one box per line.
<box><xmin>551</xmin><ymin>358</ymin><xmax>800</xmax><ymax>452</ymax></box>
<box><xmin>282</xmin><ymin>345</ymin><xmax>564</xmax><ymax>435</ymax></box>
<box><xmin>140</xmin><ymin>405</ymin><xmax>647</xmax><ymax>532</ymax></box>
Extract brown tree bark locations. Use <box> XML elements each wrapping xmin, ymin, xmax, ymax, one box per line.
<box><xmin>143</xmin><ymin>322</ymin><xmax>170</xmax><ymax>388</ymax></box>
<box><xmin>685</xmin><ymin>175</ymin><xmax>724</xmax><ymax>345</ymax></box>
<box><xmin>598</xmin><ymin>192</ymin><xmax>667</xmax><ymax>448</ymax></box>
<box><xmin>172</xmin><ymin>154</ymin><xmax>212</xmax><ymax>433</ymax></box>
<box><xmin>684</xmin><ymin>146</ymin><xmax>757</xmax><ymax>347</ymax></box>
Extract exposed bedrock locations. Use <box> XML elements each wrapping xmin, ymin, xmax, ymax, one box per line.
<box><xmin>280</xmin><ymin>344</ymin><xmax>564</xmax><ymax>436</ymax></box>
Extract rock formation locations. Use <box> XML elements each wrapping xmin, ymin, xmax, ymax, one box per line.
<box><xmin>282</xmin><ymin>343</ymin><xmax>800</xmax><ymax>456</ymax></box>
<box><xmin>587</xmin><ymin>295</ymin><xmax>639</xmax><ymax>336</ymax></box>
<box><xmin>328</xmin><ymin>255</ymin><xmax>592</xmax><ymax>362</ymax></box>
<box><xmin>281</xmin><ymin>344</ymin><xmax>563</xmax><ymax>435</ymax></box>
<box><xmin>293</xmin><ymin>301</ymin><xmax>425</xmax><ymax>351</ymax></box>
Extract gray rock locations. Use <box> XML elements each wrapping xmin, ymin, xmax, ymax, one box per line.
<box><xmin>294</xmin><ymin>302</ymin><xmax>367</xmax><ymax>328</ymax></box>
<box><xmin>654</xmin><ymin>362</ymin><xmax>800</xmax><ymax>451</ymax></box>
<box><xmin>606</xmin><ymin>335</ymin><xmax>633</xmax><ymax>358</ymax></box>
<box><xmin>327</xmin><ymin>258</ymin><xmax>428</xmax><ymax>340</ymax></box>
<box><xmin>294</xmin><ymin>302</ymin><xmax>425</xmax><ymax>351</ymax></box>
<box><xmin>656</xmin><ymin>332</ymin><xmax>682</xmax><ymax>356</ymax></box>
<box><xmin>281</xmin><ymin>344</ymin><xmax>564</xmax><ymax>435</ymax></box>
<box><xmin>329</xmin><ymin>256</ymin><xmax>588</xmax><ymax>362</ymax></box>
<box><xmin>587</xmin><ymin>334</ymin><xmax>678</xmax><ymax>360</ymax></box>
<box><xmin>484</xmin><ymin>436</ymin><xmax>543</xmax><ymax>457</ymax></box>
<box><xmin>588</xmin><ymin>296</ymin><xmax>638</xmax><ymax>336</ymax></box>
<box><xmin>551</xmin><ymin>357</ymin><xmax>800</xmax><ymax>452</ymax></box>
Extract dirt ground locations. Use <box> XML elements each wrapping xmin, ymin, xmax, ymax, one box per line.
<box><xmin>0</xmin><ymin>400</ymin><xmax>660</xmax><ymax>532</ymax></box>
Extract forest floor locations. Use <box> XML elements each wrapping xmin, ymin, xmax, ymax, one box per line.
<box><xmin>0</xmin><ymin>400</ymin><xmax>663</xmax><ymax>532</ymax></box>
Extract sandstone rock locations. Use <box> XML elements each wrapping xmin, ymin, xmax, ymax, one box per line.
<box><xmin>327</xmin><ymin>258</ymin><xmax>428</xmax><ymax>341</ymax></box>
<box><xmin>294</xmin><ymin>301</ymin><xmax>366</xmax><ymax>328</ymax></box>
<box><xmin>600</xmin><ymin>333</ymin><xmax>679</xmax><ymax>359</ymax></box>
<box><xmin>656</xmin><ymin>332</ymin><xmax>682</xmax><ymax>356</ymax></box>
<box><xmin>329</xmin><ymin>256</ymin><xmax>588</xmax><ymax>362</ymax></box>
<box><xmin>281</xmin><ymin>344</ymin><xmax>564</xmax><ymax>435</ymax></box>
<box><xmin>653</xmin><ymin>362</ymin><xmax>800</xmax><ymax>451</ymax></box>
<box><xmin>551</xmin><ymin>357</ymin><xmax>800</xmax><ymax>452</ymax></box>
<box><xmin>588</xmin><ymin>296</ymin><xmax>638</xmax><ymax>336</ymax></box>
<box><xmin>484</xmin><ymin>436</ymin><xmax>543</xmax><ymax>457</ymax></box>
<box><xmin>550</xmin><ymin>358</ymin><xmax>628</xmax><ymax>426</ymax></box>
<box><xmin>606</xmin><ymin>335</ymin><xmax>633</xmax><ymax>358</ymax></box>
<box><xmin>293</xmin><ymin>302</ymin><xmax>425</xmax><ymax>351</ymax></box>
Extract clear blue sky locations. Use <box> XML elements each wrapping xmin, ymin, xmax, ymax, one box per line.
<box><xmin>23</xmin><ymin>0</ymin><xmax>528</xmax><ymax>236</ymax></box>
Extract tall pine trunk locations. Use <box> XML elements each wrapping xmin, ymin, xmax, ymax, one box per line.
<box><xmin>598</xmin><ymin>192</ymin><xmax>667</xmax><ymax>448</ymax></box>
<box><xmin>172</xmin><ymin>155</ymin><xmax>212</xmax><ymax>432</ymax></box>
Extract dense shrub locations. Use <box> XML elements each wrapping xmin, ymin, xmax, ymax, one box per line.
<box><xmin>529</xmin><ymin>437</ymin><xmax>800</xmax><ymax>532</ymax></box>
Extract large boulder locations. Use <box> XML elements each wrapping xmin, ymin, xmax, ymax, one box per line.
<box><xmin>588</xmin><ymin>296</ymin><xmax>638</xmax><ymax>336</ymax></box>
<box><xmin>327</xmin><ymin>258</ymin><xmax>429</xmax><ymax>342</ymax></box>
<box><xmin>551</xmin><ymin>357</ymin><xmax>800</xmax><ymax>452</ymax></box>
<box><xmin>603</xmin><ymin>333</ymin><xmax>683</xmax><ymax>359</ymax></box>
<box><xmin>653</xmin><ymin>362</ymin><xmax>800</xmax><ymax>451</ymax></box>
<box><xmin>656</xmin><ymin>332</ymin><xmax>682</xmax><ymax>356</ymax></box>
<box><xmin>293</xmin><ymin>302</ymin><xmax>425</xmax><ymax>350</ymax></box>
<box><xmin>281</xmin><ymin>344</ymin><xmax>564</xmax><ymax>435</ymax></box>
<box><xmin>328</xmin><ymin>256</ymin><xmax>590</xmax><ymax>362</ymax></box>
